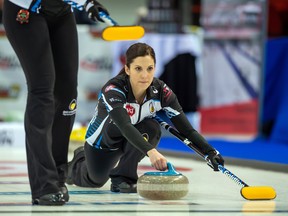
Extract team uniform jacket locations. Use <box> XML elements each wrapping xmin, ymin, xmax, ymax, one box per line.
<box><xmin>8</xmin><ymin>0</ymin><xmax>86</xmax><ymax>13</ymax></box>
<box><xmin>86</xmin><ymin>73</ymin><xmax>215</xmax><ymax>156</ymax></box>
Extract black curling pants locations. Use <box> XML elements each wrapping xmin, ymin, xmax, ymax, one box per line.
<box><xmin>71</xmin><ymin>118</ymin><xmax>162</xmax><ymax>187</ymax></box>
<box><xmin>3</xmin><ymin>1</ymin><xmax>78</xmax><ymax>199</ymax></box>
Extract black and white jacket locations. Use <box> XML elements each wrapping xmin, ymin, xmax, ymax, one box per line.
<box><xmin>86</xmin><ymin>73</ymin><xmax>214</xmax><ymax>155</ymax></box>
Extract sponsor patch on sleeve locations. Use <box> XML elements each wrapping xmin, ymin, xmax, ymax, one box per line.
<box><xmin>105</xmin><ymin>84</ymin><xmax>116</xmax><ymax>92</ymax></box>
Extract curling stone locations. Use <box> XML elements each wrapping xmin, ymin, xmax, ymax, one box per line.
<box><xmin>137</xmin><ymin>162</ymin><xmax>189</xmax><ymax>200</ymax></box>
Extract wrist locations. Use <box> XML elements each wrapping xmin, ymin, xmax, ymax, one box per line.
<box><xmin>147</xmin><ymin>148</ymin><xmax>157</xmax><ymax>157</ymax></box>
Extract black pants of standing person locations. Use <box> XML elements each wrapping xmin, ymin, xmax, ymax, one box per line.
<box><xmin>70</xmin><ymin>118</ymin><xmax>162</xmax><ymax>187</ymax></box>
<box><xmin>3</xmin><ymin>0</ymin><xmax>78</xmax><ymax>199</ymax></box>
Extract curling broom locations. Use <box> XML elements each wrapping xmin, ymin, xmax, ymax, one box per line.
<box><xmin>99</xmin><ymin>11</ymin><xmax>145</xmax><ymax>41</ymax></box>
<box><xmin>154</xmin><ymin>116</ymin><xmax>276</xmax><ymax>200</ymax></box>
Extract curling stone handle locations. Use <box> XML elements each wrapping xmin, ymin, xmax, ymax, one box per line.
<box><xmin>166</xmin><ymin>162</ymin><xmax>181</xmax><ymax>175</ymax></box>
<box><xmin>143</xmin><ymin>162</ymin><xmax>182</xmax><ymax>176</ymax></box>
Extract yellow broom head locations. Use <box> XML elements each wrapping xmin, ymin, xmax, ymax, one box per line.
<box><xmin>102</xmin><ymin>26</ymin><xmax>145</xmax><ymax>41</ymax></box>
<box><xmin>241</xmin><ymin>186</ymin><xmax>276</xmax><ymax>200</ymax></box>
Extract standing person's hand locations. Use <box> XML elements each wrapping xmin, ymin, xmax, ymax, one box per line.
<box><xmin>84</xmin><ymin>0</ymin><xmax>109</xmax><ymax>22</ymax></box>
<box><xmin>147</xmin><ymin>149</ymin><xmax>167</xmax><ymax>171</ymax></box>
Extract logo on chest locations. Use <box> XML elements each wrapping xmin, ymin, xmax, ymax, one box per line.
<box><xmin>149</xmin><ymin>102</ymin><xmax>155</xmax><ymax>114</ymax></box>
<box><xmin>125</xmin><ymin>104</ymin><xmax>136</xmax><ymax>116</ymax></box>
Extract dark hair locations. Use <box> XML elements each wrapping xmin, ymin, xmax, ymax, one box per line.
<box><xmin>118</xmin><ymin>43</ymin><xmax>156</xmax><ymax>75</ymax></box>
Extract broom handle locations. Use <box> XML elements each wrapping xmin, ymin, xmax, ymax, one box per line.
<box><xmin>154</xmin><ymin>115</ymin><xmax>249</xmax><ymax>188</ymax></box>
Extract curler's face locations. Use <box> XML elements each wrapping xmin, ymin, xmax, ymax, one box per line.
<box><xmin>125</xmin><ymin>55</ymin><xmax>155</xmax><ymax>94</ymax></box>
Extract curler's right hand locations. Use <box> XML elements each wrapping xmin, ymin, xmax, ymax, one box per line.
<box><xmin>147</xmin><ymin>148</ymin><xmax>167</xmax><ymax>171</ymax></box>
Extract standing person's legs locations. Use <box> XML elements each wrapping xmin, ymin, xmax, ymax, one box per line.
<box><xmin>109</xmin><ymin>118</ymin><xmax>161</xmax><ymax>192</ymax></box>
<box><xmin>3</xmin><ymin>1</ymin><xmax>61</xmax><ymax>201</ymax></box>
<box><xmin>48</xmin><ymin>11</ymin><xmax>78</xmax><ymax>189</ymax></box>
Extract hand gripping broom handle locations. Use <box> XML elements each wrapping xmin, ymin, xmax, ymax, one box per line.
<box><xmin>98</xmin><ymin>11</ymin><xmax>118</xmax><ymax>26</ymax></box>
<box><xmin>154</xmin><ymin>116</ymin><xmax>249</xmax><ymax>188</ymax></box>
